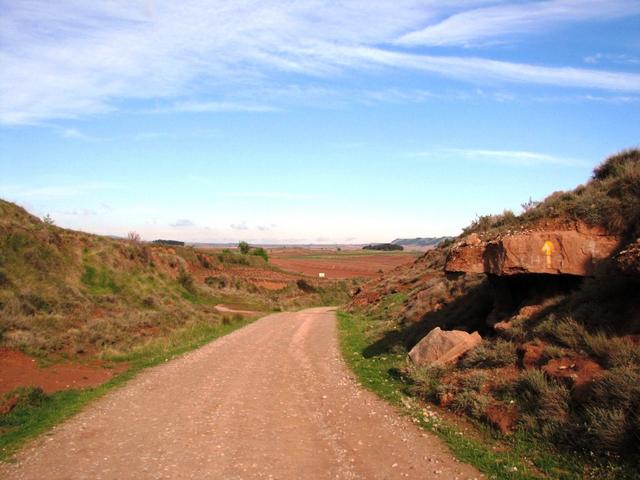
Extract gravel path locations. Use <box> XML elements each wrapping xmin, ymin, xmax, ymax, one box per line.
<box><xmin>1</xmin><ymin>307</ymin><xmax>480</xmax><ymax>479</ymax></box>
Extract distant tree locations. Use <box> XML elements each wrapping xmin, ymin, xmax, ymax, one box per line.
<box><xmin>42</xmin><ymin>213</ymin><xmax>55</xmax><ymax>226</ymax></box>
<box><xmin>362</xmin><ymin>243</ymin><xmax>403</xmax><ymax>251</ymax></box>
<box><xmin>238</xmin><ymin>241</ymin><xmax>250</xmax><ymax>254</ymax></box>
<box><xmin>152</xmin><ymin>239</ymin><xmax>185</xmax><ymax>246</ymax></box>
<box><xmin>127</xmin><ymin>231</ymin><xmax>142</xmax><ymax>244</ymax></box>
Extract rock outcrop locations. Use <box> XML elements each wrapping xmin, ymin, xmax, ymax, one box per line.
<box><xmin>446</xmin><ymin>225</ymin><xmax>620</xmax><ymax>277</ymax></box>
<box><xmin>408</xmin><ymin>327</ymin><xmax>482</xmax><ymax>366</ymax></box>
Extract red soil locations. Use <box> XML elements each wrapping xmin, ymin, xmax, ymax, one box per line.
<box><xmin>270</xmin><ymin>250</ymin><xmax>418</xmax><ymax>279</ymax></box>
<box><xmin>0</xmin><ymin>348</ymin><xmax>128</xmax><ymax>396</ymax></box>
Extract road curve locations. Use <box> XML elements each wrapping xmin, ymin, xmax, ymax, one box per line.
<box><xmin>1</xmin><ymin>307</ymin><xmax>480</xmax><ymax>479</ymax></box>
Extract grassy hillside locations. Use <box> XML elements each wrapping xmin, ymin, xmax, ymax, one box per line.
<box><xmin>0</xmin><ymin>199</ymin><xmax>348</xmax><ymax>361</ymax></box>
<box><xmin>346</xmin><ymin>150</ymin><xmax>640</xmax><ymax>478</ymax></box>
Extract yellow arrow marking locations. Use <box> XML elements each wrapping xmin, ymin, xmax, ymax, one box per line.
<box><xmin>541</xmin><ymin>240</ymin><xmax>554</xmax><ymax>268</ymax></box>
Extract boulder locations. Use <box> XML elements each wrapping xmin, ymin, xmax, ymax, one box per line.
<box><xmin>408</xmin><ymin>327</ymin><xmax>482</xmax><ymax>366</ymax></box>
<box><xmin>446</xmin><ymin>225</ymin><xmax>620</xmax><ymax>277</ymax></box>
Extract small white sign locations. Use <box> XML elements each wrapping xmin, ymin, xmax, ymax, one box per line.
<box><xmin>318</xmin><ymin>272</ymin><xmax>325</xmax><ymax>278</ymax></box>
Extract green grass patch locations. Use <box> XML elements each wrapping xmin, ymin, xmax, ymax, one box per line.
<box><xmin>80</xmin><ymin>265</ymin><xmax>120</xmax><ymax>295</ymax></box>
<box><xmin>336</xmin><ymin>310</ymin><xmax>609</xmax><ymax>480</ymax></box>
<box><xmin>0</xmin><ymin>316</ymin><xmax>256</xmax><ymax>461</ymax></box>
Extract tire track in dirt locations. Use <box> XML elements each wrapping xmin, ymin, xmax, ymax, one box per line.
<box><xmin>1</xmin><ymin>308</ymin><xmax>480</xmax><ymax>479</ymax></box>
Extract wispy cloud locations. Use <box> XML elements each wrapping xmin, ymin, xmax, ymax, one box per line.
<box><xmin>584</xmin><ymin>53</ymin><xmax>640</xmax><ymax>65</ymax></box>
<box><xmin>1</xmin><ymin>1</ymin><xmax>639</xmax><ymax>124</ymax></box>
<box><xmin>60</xmin><ymin>208</ymin><xmax>97</xmax><ymax>216</ymax></box>
<box><xmin>396</xmin><ymin>0</ymin><xmax>640</xmax><ymax>47</ymax></box>
<box><xmin>0</xmin><ymin>182</ymin><xmax>115</xmax><ymax>198</ymax></box>
<box><xmin>230</xmin><ymin>221</ymin><xmax>249</xmax><ymax>231</ymax></box>
<box><xmin>409</xmin><ymin>148</ymin><xmax>587</xmax><ymax>167</ymax></box>
<box><xmin>61</xmin><ymin>128</ymin><xmax>91</xmax><ymax>140</ymax></box>
<box><xmin>170</xmin><ymin>219</ymin><xmax>195</xmax><ymax>228</ymax></box>
<box><xmin>170</xmin><ymin>101</ymin><xmax>278</xmax><ymax>113</ymax></box>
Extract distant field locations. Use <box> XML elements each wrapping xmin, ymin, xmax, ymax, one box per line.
<box><xmin>269</xmin><ymin>248</ymin><xmax>420</xmax><ymax>279</ymax></box>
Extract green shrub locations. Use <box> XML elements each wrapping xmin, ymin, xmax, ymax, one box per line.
<box><xmin>406</xmin><ymin>364</ymin><xmax>447</xmax><ymax>402</ymax></box>
<box><xmin>534</xmin><ymin>316</ymin><xmax>640</xmax><ymax>368</ymax></box>
<box><xmin>583</xmin><ymin>407</ymin><xmax>630</xmax><ymax>453</ymax></box>
<box><xmin>450</xmin><ymin>391</ymin><xmax>490</xmax><ymax>420</ymax></box>
<box><xmin>177</xmin><ymin>268</ymin><xmax>195</xmax><ymax>293</ymax></box>
<box><xmin>217</xmin><ymin>249</ymin><xmax>249</xmax><ymax>265</ymax></box>
<box><xmin>515</xmin><ymin>369</ymin><xmax>570</xmax><ymax>432</ymax></box>
<box><xmin>251</xmin><ymin>247</ymin><xmax>269</xmax><ymax>262</ymax></box>
<box><xmin>460</xmin><ymin>339</ymin><xmax>517</xmax><ymax>368</ymax></box>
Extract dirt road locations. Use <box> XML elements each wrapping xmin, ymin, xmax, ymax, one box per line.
<box><xmin>1</xmin><ymin>308</ymin><xmax>480</xmax><ymax>479</ymax></box>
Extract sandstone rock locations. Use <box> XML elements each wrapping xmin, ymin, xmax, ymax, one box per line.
<box><xmin>446</xmin><ymin>225</ymin><xmax>620</xmax><ymax>277</ymax></box>
<box><xmin>516</xmin><ymin>304</ymin><xmax>544</xmax><ymax>319</ymax></box>
<box><xmin>493</xmin><ymin>320</ymin><xmax>512</xmax><ymax>333</ymax></box>
<box><xmin>445</xmin><ymin>236</ymin><xmax>485</xmax><ymax>274</ymax></box>
<box><xmin>408</xmin><ymin>327</ymin><xmax>482</xmax><ymax>366</ymax></box>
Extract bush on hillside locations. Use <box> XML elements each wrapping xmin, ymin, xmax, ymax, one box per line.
<box><xmin>251</xmin><ymin>247</ymin><xmax>269</xmax><ymax>262</ymax></box>
<box><xmin>238</xmin><ymin>241</ymin><xmax>250</xmax><ymax>255</ymax></box>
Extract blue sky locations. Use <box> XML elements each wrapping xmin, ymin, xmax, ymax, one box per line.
<box><xmin>1</xmin><ymin>1</ymin><xmax>639</xmax><ymax>243</ymax></box>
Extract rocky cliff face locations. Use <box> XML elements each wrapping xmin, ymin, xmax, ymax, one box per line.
<box><xmin>445</xmin><ymin>224</ymin><xmax>620</xmax><ymax>277</ymax></box>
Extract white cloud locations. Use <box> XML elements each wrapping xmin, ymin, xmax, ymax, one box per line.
<box><xmin>1</xmin><ymin>1</ymin><xmax>639</xmax><ymax>124</ymax></box>
<box><xmin>410</xmin><ymin>148</ymin><xmax>587</xmax><ymax>167</ymax></box>
<box><xmin>170</xmin><ymin>101</ymin><xmax>278</xmax><ymax>113</ymax></box>
<box><xmin>396</xmin><ymin>0</ymin><xmax>640</xmax><ymax>47</ymax></box>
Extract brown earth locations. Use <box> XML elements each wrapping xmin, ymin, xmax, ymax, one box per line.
<box><xmin>270</xmin><ymin>250</ymin><xmax>418</xmax><ymax>279</ymax></box>
<box><xmin>0</xmin><ymin>349</ymin><xmax>128</xmax><ymax>395</ymax></box>
<box><xmin>0</xmin><ymin>308</ymin><xmax>479</xmax><ymax>480</ymax></box>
